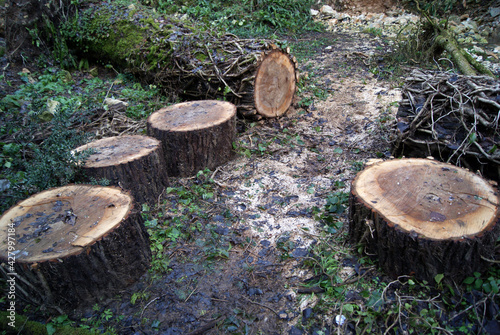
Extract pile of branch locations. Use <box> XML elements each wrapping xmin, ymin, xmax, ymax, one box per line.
<box><xmin>393</xmin><ymin>69</ymin><xmax>500</xmax><ymax>177</ymax></box>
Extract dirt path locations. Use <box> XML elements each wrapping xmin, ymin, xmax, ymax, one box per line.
<box><xmin>78</xmin><ymin>29</ymin><xmax>403</xmax><ymax>335</ymax></box>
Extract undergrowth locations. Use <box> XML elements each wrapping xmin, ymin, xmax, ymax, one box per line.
<box><xmin>0</xmin><ymin>67</ymin><xmax>169</xmax><ymax>212</ymax></box>
<box><xmin>142</xmin><ymin>0</ymin><xmax>322</xmax><ymax>37</ymax></box>
<box><xmin>141</xmin><ymin>169</ymin><xmax>236</xmax><ymax>278</ymax></box>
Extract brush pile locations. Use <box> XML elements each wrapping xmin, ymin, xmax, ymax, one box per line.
<box><xmin>393</xmin><ymin>69</ymin><xmax>500</xmax><ymax>179</ymax></box>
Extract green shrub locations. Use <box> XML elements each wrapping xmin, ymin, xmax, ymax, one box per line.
<box><xmin>150</xmin><ymin>0</ymin><xmax>321</xmax><ymax>37</ymax></box>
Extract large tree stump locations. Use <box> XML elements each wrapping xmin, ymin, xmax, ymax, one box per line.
<box><xmin>0</xmin><ymin>185</ymin><xmax>151</xmax><ymax>312</ymax></box>
<box><xmin>74</xmin><ymin>135</ymin><xmax>169</xmax><ymax>205</ymax></box>
<box><xmin>349</xmin><ymin>158</ymin><xmax>500</xmax><ymax>283</ymax></box>
<box><xmin>254</xmin><ymin>49</ymin><xmax>297</xmax><ymax>118</ymax></box>
<box><xmin>147</xmin><ymin>100</ymin><xmax>236</xmax><ymax>177</ymax></box>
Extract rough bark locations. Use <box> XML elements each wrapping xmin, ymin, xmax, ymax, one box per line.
<box><xmin>147</xmin><ymin>100</ymin><xmax>236</xmax><ymax>177</ymax></box>
<box><xmin>74</xmin><ymin>135</ymin><xmax>169</xmax><ymax>205</ymax></box>
<box><xmin>0</xmin><ymin>185</ymin><xmax>151</xmax><ymax>312</ymax></box>
<box><xmin>349</xmin><ymin>158</ymin><xmax>500</xmax><ymax>283</ymax></box>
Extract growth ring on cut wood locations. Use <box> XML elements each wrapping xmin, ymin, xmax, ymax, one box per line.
<box><xmin>254</xmin><ymin>49</ymin><xmax>296</xmax><ymax>118</ymax></box>
<box><xmin>349</xmin><ymin>158</ymin><xmax>500</xmax><ymax>283</ymax></box>
<box><xmin>74</xmin><ymin>135</ymin><xmax>169</xmax><ymax>205</ymax></box>
<box><xmin>0</xmin><ymin>185</ymin><xmax>151</xmax><ymax>312</ymax></box>
<box><xmin>147</xmin><ymin>100</ymin><xmax>236</xmax><ymax>177</ymax></box>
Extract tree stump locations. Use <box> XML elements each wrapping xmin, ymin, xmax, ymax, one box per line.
<box><xmin>74</xmin><ymin>135</ymin><xmax>169</xmax><ymax>205</ymax></box>
<box><xmin>0</xmin><ymin>185</ymin><xmax>151</xmax><ymax>312</ymax></box>
<box><xmin>349</xmin><ymin>158</ymin><xmax>500</xmax><ymax>283</ymax></box>
<box><xmin>147</xmin><ymin>100</ymin><xmax>236</xmax><ymax>177</ymax></box>
<box><xmin>254</xmin><ymin>49</ymin><xmax>297</xmax><ymax>118</ymax></box>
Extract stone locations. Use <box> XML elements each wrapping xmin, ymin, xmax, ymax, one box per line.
<box><xmin>462</xmin><ymin>18</ymin><xmax>478</xmax><ymax>31</ymax></box>
<box><xmin>310</xmin><ymin>8</ymin><xmax>319</xmax><ymax>16</ymax></box>
<box><xmin>490</xmin><ymin>7</ymin><xmax>500</xmax><ymax>18</ymax></box>
<box><xmin>473</xmin><ymin>46</ymin><xmax>485</xmax><ymax>54</ymax></box>
<box><xmin>449</xmin><ymin>14</ymin><xmax>461</xmax><ymax>25</ymax></box>
<box><xmin>328</xmin><ymin>18</ymin><xmax>338</xmax><ymax>27</ymax></box>
<box><xmin>474</xmin><ymin>35</ymin><xmax>488</xmax><ymax>44</ymax></box>
<box><xmin>320</xmin><ymin>5</ymin><xmax>335</xmax><ymax>16</ymax></box>
<box><xmin>0</xmin><ymin>179</ymin><xmax>10</xmax><ymax>192</ymax></box>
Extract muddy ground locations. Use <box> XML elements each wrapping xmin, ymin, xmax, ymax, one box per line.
<box><xmin>74</xmin><ymin>30</ymin><xmax>401</xmax><ymax>334</ymax></box>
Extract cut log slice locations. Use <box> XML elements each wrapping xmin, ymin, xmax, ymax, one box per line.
<box><xmin>147</xmin><ymin>100</ymin><xmax>236</xmax><ymax>177</ymax></box>
<box><xmin>74</xmin><ymin>135</ymin><xmax>169</xmax><ymax>205</ymax></box>
<box><xmin>0</xmin><ymin>185</ymin><xmax>151</xmax><ymax>312</ymax></box>
<box><xmin>254</xmin><ymin>49</ymin><xmax>296</xmax><ymax>118</ymax></box>
<box><xmin>349</xmin><ymin>158</ymin><xmax>500</xmax><ymax>283</ymax></box>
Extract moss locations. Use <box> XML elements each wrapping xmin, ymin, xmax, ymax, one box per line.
<box><xmin>0</xmin><ymin>311</ymin><xmax>94</xmax><ymax>335</ymax></box>
<box><xmin>108</xmin><ymin>21</ymin><xmax>145</xmax><ymax>61</ymax></box>
<box><xmin>140</xmin><ymin>17</ymin><xmax>160</xmax><ymax>30</ymax></box>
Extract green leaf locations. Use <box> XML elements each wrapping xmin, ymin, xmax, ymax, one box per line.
<box><xmin>366</xmin><ymin>290</ymin><xmax>384</xmax><ymax>311</ymax></box>
<box><xmin>434</xmin><ymin>273</ymin><xmax>444</xmax><ymax>285</ymax></box>
<box><xmin>131</xmin><ymin>293</ymin><xmax>139</xmax><ymax>305</ymax></box>
<box><xmin>46</xmin><ymin>324</ymin><xmax>56</xmax><ymax>335</ymax></box>
<box><xmin>474</xmin><ymin>279</ymin><xmax>483</xmax><ymax>290</ymax></box>
<box><xmin>463</xmin><ymin>276</ymin><xmax>475</xmax><ymax>285</ymax></box>
<box><xmin>333</xmin><ymin>147</ymin><xmax>343</xmax><ymax>154</ymax></box>
<box><xmin>343</xmin><ymin>303</ymin><xmax>355</xmax><ymax>313</ymax></box>
<box><xmin>490</xmin><ymin>280</ymin><xmax>499</xmax><ymax>294</ymax></box>
<box><xmin>468</xmin><ymin>132</ymin><xmax>477</xmax><ymax>144</ymax></box>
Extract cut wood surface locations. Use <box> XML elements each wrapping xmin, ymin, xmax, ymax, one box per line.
<box><xmin>74</xmin><ymin>135</ymin><xmax>169</xmax><ymax>204</ymax></box>
<box><xmin>0</xmin><ymin>185</ymin><xmax>151</xmax><ymax>311</ymax></box>
<box><xmin>254</xmin><ymin>49</ymin><xmax>297</xmax><ymax>118</ymax></box>
<box><xmin>147</xmin><ymin>100</ymin><xmax>236</xmax><ymax>177</ymax></box>
<box><xmin>349</xmin><ymin>158</ymin><xmax>500</xmax><ymax>282</ymax></box>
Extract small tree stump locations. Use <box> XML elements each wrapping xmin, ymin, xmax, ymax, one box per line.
<box><xmin>0</xmin><ymin>185</ymin><xmax>151</xmax><ymax>312</ymax></box>
<box><xmin>349</xmin><ymin>158</ymin><xmax>500</xmax><ymax>283</ymax></box>
<box><xmin>254</xmin><ymin>49</ymin><xmax>297</xmax><ymax>118</ymax></box>
<box><xmin>74</xmin><ymin>135</ymin><xmax>169</xmax><ymax>205</ymax></box>
<box><xmin>147</xmin><ymin>100</ymin><xmax>236</xmax><ymax>177</ymax></box>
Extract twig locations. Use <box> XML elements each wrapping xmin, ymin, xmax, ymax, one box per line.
<box><xmin>241</xmin><ymin>295</ymin><xmax>279</xmax><ymax>315</ymax></box>
<box><xmin>140</xmin><ymin>296</ymin><xmax>160</xmax><ymax>319</ymax></box>
<box><xmin>187</xmin><ymin>317</ymin><xmax>223</xmax><ymax>335</ymax></box>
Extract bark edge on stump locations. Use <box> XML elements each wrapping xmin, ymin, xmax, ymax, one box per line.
<box><xmin>147</xmin><ymin>100</ymin><xmax>236</xmax><ymax>177</ymax></box>
<box><xmin>349</xmin><ymin>158</ymin><xmax>500</xmax><ymax>283</ymax></box>
<box><xmin>74</xmin><ymin>134</ymin><xmax>169</xmax><ymax>205</ymax></box>
<box><xmin>0</xmin><ymin>185</ymin><xmax>151</xmax><ymax>312</ymax></box>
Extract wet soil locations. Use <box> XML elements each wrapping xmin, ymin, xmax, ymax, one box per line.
<box><xmin>63</xmin><ymin>30</ymin><xmax>400</xmax><ymax>335</ymax></box>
